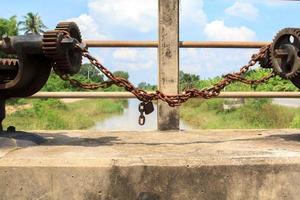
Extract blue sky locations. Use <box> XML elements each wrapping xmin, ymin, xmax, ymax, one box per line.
<box><xmin>3</xmin><ymin>0</ymin><xmax>300</xmax><ymax>84</ymax></box>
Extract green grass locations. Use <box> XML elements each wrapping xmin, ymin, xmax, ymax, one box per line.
<box><xmin>3</xmin><ymin>99</ymin><xmax>124</xmax><ymax>130</ymax></box>
<box><xmin>180</xmin><ymin>99</ymin><xmax>299</xmax><ymax>129</ymax></box>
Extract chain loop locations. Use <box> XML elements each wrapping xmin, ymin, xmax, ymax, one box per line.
<box><xmin>57</xmin><ymin>32</ymin><xmax>275</xmax><ymax>107</ymax></box>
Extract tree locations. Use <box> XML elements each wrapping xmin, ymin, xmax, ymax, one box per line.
<box><xmin>78</xmin><ymin>63</ymin><xmax>104</xmax><ymax>82</ymax></box>
<box><xmin>18</xmin><ymin>12</ymin><xmax>47</xmax><ymax>34</ymax></box>
<box><xmin>138</xmin><ymin>82</ymin><xmax>157</xmax><ymax>91</ymax></box>
<box><xmin>180</xmin><ymin>71</ymin><xmax>200</xmax><ymax>90</ymax></box>
<box><xmin>0</xmin><ymin>16</ymin><xmax>18</xmax><ymax>39</ymax></box>
<box><xmin>113</xmin><ymin>71</ymin><xmax>129</xmax><ymax>80</ymax></box>
<box><xmin>0</xmin><ymin>16</ymin><xmax>18</xmax><ymax>58</ymax></box>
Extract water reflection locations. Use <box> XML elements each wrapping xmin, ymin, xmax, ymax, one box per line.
<box><xmin>91</xmin><ymin>99</ymin><xmax>193</xmax><ymax>131</ymax></box>
<box><xmin>272</xmin><ymin>98</ymin><xmax>300</xmax><ymax>108</ymax></box>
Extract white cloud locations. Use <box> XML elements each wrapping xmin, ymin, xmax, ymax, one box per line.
<box><xmin>180</xmin><ymin>0</ymin><xmax>207</xmax><ymax>27</ymax></box>
<box><xmin>88</xmin><ymin>0</ymin><xmax>157</xmax><ymax>33</ymax></box>
<box><xmin>225</xmin><ymin>2</ymin><xmax>259</xmax><ymax>21</ymax></box>
<box><xmin>66</xmin><ymin>14</ymin><xmax>107</xmax><ymax>40</ymax></box>
<box><xmin>66</xmin><ymin>0</ymin><xmax>158</xmax><ymax>41</ymax></box>
<box><xmin>180</xmin><ymin>48</ymin><xmax>257</xmax><ymax>78</ymax></box>
<box><xmin>113</xmin><ymin>49</ymin><xmax>138</xmax><ymax>62</ymax></box>
<box><xmin>204</xmin><ymin>20</ymin><xmax>256</xmax><ymax>41</ymax></box>
<box><xmin>68</xmin><ymin>0</ymin><xmax>258</xmax><ymax>83</ymax></box>
<box><xmin>113</xmin><ymin>49</ymin><xmax>156</xmax><ymax>71</ymax></box>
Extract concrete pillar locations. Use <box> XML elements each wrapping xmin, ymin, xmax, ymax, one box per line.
<box><xmin>158</xmin><ymin>0</ymin><xmax>180</xmax><ymax>131</ymax></box>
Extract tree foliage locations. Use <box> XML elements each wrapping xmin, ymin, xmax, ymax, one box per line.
<box><xmin>138</xmin><ymin>82</ymin><xmax>157</xmax><ymax>91</ymax></box>
<box><xmin>0</xmin><ymin>16</ymin><xmax>18</xmax><ymax>38</ymax></box>
<box><xmin>77</xmin><ymin>63</ymin><xmax>104</xmax><ymax>82</ymax></box>
<box><xmin>180</xmin><ymin>71</ymin><xmax>200</xmax><ymax>90</ymax></box>
<box><xmin>18</xmin><ymin>12</ymin><xmax>47</xmax><ymax>34</ymax></box>
<box><xmin>113</xmin><ymin>71</ymin><xmax>129</xmax><ymax>80</ymax></box>
<box><xmin>0</xmin><ymin>16</ymin><xmax>18</xmax><ymax>58</ymax></box>
<box><xmin>180</xmin><ymin>68</ymin><xmax>299</xmax><ymax>92</ymax></box>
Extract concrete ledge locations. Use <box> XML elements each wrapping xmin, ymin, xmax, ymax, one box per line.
<box><xmin>1</xmin><ymin>130</ymin><xmax>300</xmax><ymax>199</ymax></box>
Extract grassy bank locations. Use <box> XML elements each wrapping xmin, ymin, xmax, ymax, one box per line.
<box><xmin>180</xmin><ymin>99</ymin><xmax>300</xmax><ymax>129</ymax></box>
<box><xmin>3</xmin><ymin>99</ymin><xmax>125</xmax><ymax>130</ymax></box>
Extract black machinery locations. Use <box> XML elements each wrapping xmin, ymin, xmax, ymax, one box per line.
<box><xmin>0</xmin><ymin>22</ymin><xmax>300</xmax><ymax>131</ymax></box>
<box><xmin>0</xmin><ymin>22</ymin><xmax>83</xmax><ymax>131</ymax></box>
<box><xmin>269</xmin><ymin>28</ymin><xmax>300</xmax><ymax>88</ymax></box>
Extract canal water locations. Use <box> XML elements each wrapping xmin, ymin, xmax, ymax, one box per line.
<box><xmin>91</xmin><ymin>99</ymin><xmax>193</xmax><ymax>131</ymax></box>
<box><xmin>90</xmin><ymin>98</ymin><xmax>300</xmax><ymax>131</ymax></box>
<box><xmin>272</xmin><ymin>98</ymin><xmax>300</xmax><ymax>108</ymax></box>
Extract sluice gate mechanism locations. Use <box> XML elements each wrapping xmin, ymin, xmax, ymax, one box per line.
<box><xmin>0</xmin><ymin>22</ymin><xmax>82</xmax><ymax>131</ymax></box>
<box><xmin>0</xmin><ymin>22</ymin><xmax>300</xmax><ymax>130</ymax></box>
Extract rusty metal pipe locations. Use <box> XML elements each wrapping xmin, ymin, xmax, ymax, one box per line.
<box><xmin>180</xmin><ymin>41</ymin><xmax>270</xmax><ymax>48</ymax></box>
<box><xmin>0</xmin><ymin>40</ymin><xmax>270</xmax><ymax>49</ymax></box>
<box><xmin>27</xmin><ymin>92</ymin><xmax>300</xmax><ymax>99</ymax></box>
<box><xmin>85</xmin><ymin>40</ymin><xmax>157</xmax><ymax>48</ymax></box>
<box><xmin>85</xmin><ymin>40</ymin><xmax>270</xmax><ymax>49</ymax></box>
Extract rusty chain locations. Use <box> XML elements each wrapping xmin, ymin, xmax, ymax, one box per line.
<box><xmin>55</xmin><ymin>31</ymin><xmax>276</xmax><ymax>125</ymax></box>
<box><xmin>50</xmin><ymin>31</ymin><xmax>116</xmax><ymax>90</ymax></box>
<box><xmin>58</xmin><ymin>73</ymin><xmax>115</xmax><ymax>90</ymax></box>
<box><xmin>74</xmin><ymin>43</ymin><xmax>275</xmax><ymax>106</ymax></box>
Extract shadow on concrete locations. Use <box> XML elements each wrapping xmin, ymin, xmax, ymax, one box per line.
<box><xmin>42</xmin><ymin>132</ymin><xmax>120</xmax><ymax>147</ymax></box>
<box><xmin>268</xmin><ymin>134</ymin><xmax>300</xmax><ymax>142</ymax></box>
<box><xmin>0</xmin><ymin>130</ymin><xmax>290</xmax><ymax>149</ymax></box>
<box><xmin>0</xmin><ymin>131</ymin><xmax>46</xmax><ymax>148</ymax></box>
<box><xmin>0</xmin><ymin>131</ymin><xmax>120</xmax><ymax>148</ymax></box>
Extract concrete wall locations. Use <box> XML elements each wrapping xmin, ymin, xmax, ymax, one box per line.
<box><xmin>1</xmin><ymin>164</ymin><xmax>300</xmax><ymax>200</ymax></box>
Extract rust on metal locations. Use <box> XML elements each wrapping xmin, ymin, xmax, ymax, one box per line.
<box><xmin>29</xmin><ymin>92</ymin><xmax>300</xmax><ymax>99</ymax></box>
<box><xmin>74</xmin><ymin>42</ymin><xmax>275</xmax><ymax>107</ymax></box>
<box><xmin>1</xmin><ymin>21</ymin><xmax>300</xmax><ymax>128</ymax></box>
<box><xmin>84</xmin><ymin>40</ymin><xmax>269</xmax><ymax>49</ymax></box>
<box><xmin>85</xmin><ymin>40</ymin><xmax>158</xmax><ymax>48</ymax></box>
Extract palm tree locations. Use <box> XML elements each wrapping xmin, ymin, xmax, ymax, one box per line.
<box><xmin>18</xmin><ymin>12</ymin><xmax>47</xmax><ymax>34</ymax></box>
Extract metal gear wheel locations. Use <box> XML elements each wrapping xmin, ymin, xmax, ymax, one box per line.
<box><xmin>270</xmin><ymin>28</ymin><xmax>300</xmax><ymax>79</ymax></box>
<box><xmin>42</xmin><ymin>22</ymin><xmax>82</xmax><ymax>75</ymax></box>
<box><xmin>0</xmin><ymin>58</ymin><xmax>19</xmax><ymax>83</ymax></box>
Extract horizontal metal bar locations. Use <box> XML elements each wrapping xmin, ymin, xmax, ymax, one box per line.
<box><xmin>27</xmin><ymin>92</ymin><xmax>300</xmax><ymax>99</ymax></box>
<box><xmin>85</xmin><ymin>41</ymin><xmax>270</xmax><ymax>49</ymax></box>
<box><xmin>29</xmin><ymin>92</ymin><xmax>135</xmax><ymax>99</ymax></box>
<box><xmin>85</xmin><ymin>40</ymin><xmax>158</xmax><ymax>48</ymax></box>
<box><xmin>0</xmin><ymin>40</ymin><xmax>269</xmax><ymax>49</ymax></box>
<box><xmin>217</xmin><ymin>92</ymin><xmax>300</xmax><ymax>98</ymax></box>
<box><xmin>180</xmin><ymin>41</ymin><xmax>270</xmax><ymax>49</ymax></box>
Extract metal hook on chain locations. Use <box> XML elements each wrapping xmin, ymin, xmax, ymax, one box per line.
<box><xmin>138</xmin><ymin>101</ymin><xmax>155</xmax><ymax>126</ymax></box>
<box><xmin>138</xmin><ymin>102</ymin><xmax>146</xmax><ymax>125</ymax></box>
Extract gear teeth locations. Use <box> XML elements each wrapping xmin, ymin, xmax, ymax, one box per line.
<box><xmin>42</xmin><ymin>30</ymin><xmax>61</xmax><ymax>57</ymax></box>
<box><xmin>289</xmin><ymin>28</ymin><xmax>300</xmax><ymax>79</ymax></box>
<box><xmin>56</xmin><ymin>22</ymin><xmax>82</xmax><ymax>43</ymax></box>
<box><xmin>270</xmin><ymin>28</ymin><xmax>300</xmax><ymax>79</ymax></box>
<box><xmin>0</xmin><ymin>58</ymin><xmax>19</xmax><ymax>81</ymax></box>
<box><xmin>0</xmin><ymin>59</ymin><xmax>19</xmax><ymax>67</ymax></box>
<box><xmin>42</xmin><ymin>22</ymin><xmax>82</xmax><ymax>75</ymax></box>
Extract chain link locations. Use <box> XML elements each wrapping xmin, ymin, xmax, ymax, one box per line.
<box><xmin>75</xmin><ymin>43</ymin><xmax>275</xmax><ymax>107</ymax></box>
<box><xmin>56</xmin><ymin>31</ymin><xmax>275</xmax><ymax>107</ymax></box>
<box><xmin>50</xmin><ymin>31</ymin><xmax>116</xmax><ymax>90</ymax></box>
<box><xmin>58</xmin><ymin>73</ymin><xmax>115</xmax><ymax>90</ymax></box>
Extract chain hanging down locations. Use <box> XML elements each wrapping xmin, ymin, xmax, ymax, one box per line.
<box><xmin>55</xmin><ymin>31</ymin><xmax>276</xmax><ymax>125</ymax></box>
<box><xmin>77</xmin><ymin>44</ymin><xmax>275</xmax><ymax>104</ymax></box>
<box><xmin>58</xmin><ymin>73</ymin><xmax>115</xmax><ymax>90</ymax></box>
<box><xmin>76</xmin><ymin>43</ymin><xmax>275</xmax><ymax>124</ymax></box>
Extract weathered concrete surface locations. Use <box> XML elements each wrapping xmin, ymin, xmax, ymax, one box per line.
<box><xmin>1</xmin><ymin>130</ymin><xmax>300</xmax><ymax>199</ymax></box>
<box><xmin>158</xmin><ymin>0</ymin><xmax>180</xmax><ymax>130</ymax></box>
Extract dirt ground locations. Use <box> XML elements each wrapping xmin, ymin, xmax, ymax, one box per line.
<box><xmin>6</xmin><ymin>99</ymin><xmax>83</xmax><ymax>115</ymax></box>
